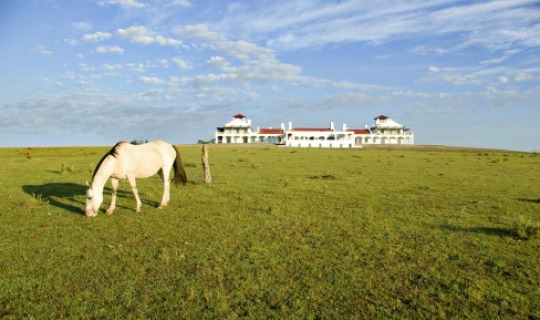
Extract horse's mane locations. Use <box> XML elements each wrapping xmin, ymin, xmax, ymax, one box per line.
<box><xmin>92</xmin><ymin>141</ymin><xmax>128</xmax><ymax>179</ymax></box>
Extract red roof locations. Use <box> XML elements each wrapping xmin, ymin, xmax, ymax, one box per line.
<box><xmin>290</xmin><ymin>128</ymin><xmax>332</xmax><ymax>132</ymax></box>
<box><xmin>259</xmin><ymin>128</ymin><xmax>283</xmax><ymax>134</ymax></box>
<box><xmin>233</xmin><ymin>114</ymin><xmax>246</xmax><ymax>119</ymax></box>
<box><xmin>375</xmin><ymin>115</ymin><xmax>389</xmax><ymax>120</ymax></box>
<box><xmin>347</xmin><ymin>129</ymin><xmax>370</xmax><ymax>134</ymax></box>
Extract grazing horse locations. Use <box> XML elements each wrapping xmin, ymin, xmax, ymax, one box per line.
<box><xmin>85</xmin><ymin>140</ymin><xmax>187</xmax><ymax>217</ymax></box>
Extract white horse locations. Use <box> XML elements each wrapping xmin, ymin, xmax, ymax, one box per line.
<box><xmin>85</xmin><ymin>140</ymin><xmax>187</xmax><ymax>217</ymax></box>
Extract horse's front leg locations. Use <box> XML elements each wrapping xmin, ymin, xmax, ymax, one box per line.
<box><xmin>157</xmin><ymin>168</ymin><xmax>170</xmax><ymax>209</ymax></box>
<box><xmin>127</xmin><ymin>176</ymin><xmax>142</xmax><ymax>212</ymax></box>
<box><xmin>106</xmin><ymin>178</ymin><xmax>119</xmax><ymax>215</ymax></box>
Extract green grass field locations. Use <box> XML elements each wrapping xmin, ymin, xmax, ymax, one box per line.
<box><xmin>1</xmin><ymin>144</ymin><xmax>539</xmax><ymax>319</ymax></box>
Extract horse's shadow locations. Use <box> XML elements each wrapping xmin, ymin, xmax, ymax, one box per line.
<box><xmin>22</xmin><ymin>183</ymin><xmax>87</xmax><ymax>215</ymax></box>
<box><xmin>439</xmin><ymin>225</ymin><xmax>517</xmax><ymax>237</ymax></box>
<box><xmin>22</xmin><ymin>183</ymin><xmax>152</xmax><ymax>215</ymax></box>
<box><xmin>518</xmin><ymin>198</ymin><xmax>540</xmax><ymax>204</ymax></box>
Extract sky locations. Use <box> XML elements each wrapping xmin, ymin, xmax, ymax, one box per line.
<box><xmin>1</xmin><ymin>0</ymin><xmax>539</xmax><ymax>151</ymax></box>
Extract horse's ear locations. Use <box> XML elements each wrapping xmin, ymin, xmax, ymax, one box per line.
<box><xmin>86</xmin><ymin>181</ymin><xmax>90</xmax><ymax>187</ymax></box>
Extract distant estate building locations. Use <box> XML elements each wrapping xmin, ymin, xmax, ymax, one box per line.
<box><xmin>215</xmin><ymin>114</ymin><xmax>414</xmax><ymax>148</ymax></box>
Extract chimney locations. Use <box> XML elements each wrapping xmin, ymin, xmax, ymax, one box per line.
<box><xmin>281</xmin><ymin>123</ymin><xmax>285</xmax><ymax>131</ymax></box>
<box><xmin>288</xmin><ymin>121</ymin><xmax>292</xmax><ymax>131</ymax></box>
<box><xmin>342</xmin><ymin>123</ymin><xmax>347</xmax><ymax>131</ymax></box>
<box><xmin>330</xmin><ymin>122</ymin><xmax>335</xmax><ymax>131</ymax></box>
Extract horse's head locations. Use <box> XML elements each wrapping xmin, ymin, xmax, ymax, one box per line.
<box><xmin>85</xmin><ymin>182</ymin><xmax>103</xmax><ymax>217</ymax></box>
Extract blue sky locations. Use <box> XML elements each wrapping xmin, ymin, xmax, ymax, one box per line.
<box><xmin>1</xmin><ymin>0</ymin><xmax>539</xmax><ymax>151</ymax></box>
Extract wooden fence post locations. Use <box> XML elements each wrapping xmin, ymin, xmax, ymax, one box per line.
<box><xmin>202</xmin><ymin>144</ymin><xmax>212</xmax><ymax>184</ymax></box>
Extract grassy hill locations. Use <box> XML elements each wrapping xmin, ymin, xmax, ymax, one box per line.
<box><xmin>1</xmin><ymin>144</ymin><xmax>538</xmax><ymax>318</ymax></box>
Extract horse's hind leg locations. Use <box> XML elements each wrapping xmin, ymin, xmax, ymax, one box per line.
<box><xmin>106</xmin><ymin>178</ymin><xmax>119</xmax><ymax>215</ymax></box>
<box><xmin>157</xmin><ymin>167</ymin><xmax>170</xmax><ymax>209</ymax></box>
<box><xmin>127</xmin><ymin>176</ymin><xmax>142</xmax><ymax>212</ymax></box>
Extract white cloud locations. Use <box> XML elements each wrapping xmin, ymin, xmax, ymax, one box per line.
<box><xmin>139</xmin><ymin>88</ymin><xmax>163</xmax><ymax>102</ymax></box>
<box><xmin>206</xmin><ymin>56</ymin><xmax>229</xmax><ymax>68</ymax></box>
<box><xmin>79</xmin><ymin>63</ymin><xmax>95</xmax><ymax>72</ymax></box>
<box><xmin>411</xmin><ymin>46</ymin><xmax>448</xmax><ymax>55</ymax></box>
<box><xmin>216</xmin><ymin>40</ymin><xmax>275</xmax><ymax>62</ymax></box>
<box><xmin>62</xmin><ymin>71</ymin><xmax>76</xmax><ymax>80</ymax></box>
<box><xmin>169</xmin><ymin>76</ymin><xmax>191</xmax><ymax>85</ymax></box>
<box><xmin>174</xmin><ymin>24</ymin><xmax>223</xmax><ymax>41</ymax></box>
<box><xmin>139</xmin><ymin>76</ymin><xmax>164</xmax><ymax>84</ymax></box>
<box><xmin>481</xmin><ymin>86</ymin><xmax>529</xmax><ymax>105</ymax></box>
<box><xmin>172</xmin><ymin>57</ymin><xmax>191</xmax><ymax>70</ymax></box>
<box><xmin>117</xmin><ymin>26</ymin><xmax>154</xmax><ymax>44</ymax></box>
<box><xmin>100</xmin><ymin>0</ymin><xmax>146</xmax><ymax>9</ymax></box>
<box><xmin>0</xmin><ymin>91</ymin><xmax>207</xmax><ymax>145</ymax></box>
<box><xmin>155</xmin><ymin>35</ymin><xmax>182</xmax><ymax>47</ymax></box>
<box><xmin>440</xmin><ymin>74</ymin><xmax>483</xmax><ymax>86</ymax></box>
<box><xmin>515</xmin><ymin>72</ymin><xmax>535</xmax><ymax>82</ymax></box>
<box><xmin>102</xmin><ymin>64</ymin><xmax>122</xmax><ymax>72</ymax></box>
<box><xmin>42</xmin><ymin>78</ymin><xmax>64</xmax><ymax>87</ymax></box>
<box><xmin>72</xmin><ymin>21</ymin><xmax>92</xmax><ymax>31</ymax></box>
<box><xmin>421</xmin><ymin>66</ymin><xmax>492</xmax><ymax>86</ymax></box>
<box><xmin>193</xmin><ymin>73</ymin><xmax>227</xmax><ymax>86</ymax></box>
<box><xmin>173</xmin><ymin>26</ymin><xmax>341</xmax><ymax>88</ymax></box>
<box><xmin>216</xmin><ymin>0</ymin><xmax>540</xmax><ymax>52</ymax></box>
<box><xmin>64</xmin><ymin>38</ymin><xmax>79</xmax><ymax>46</ymax></box>
<box><xmin>498</xmin><ymin>76</ymin><xmax>509</xmax><ymax>84</ymax></box>
<box><xmin>117</xmin><ymin>26</ymin><xmax>182</xmax><ymax>46</ymax></box>
<box><xmin>83</xmin><ymin>31</ymin><xmax>112</xmax><ymax>42</ymax></box>
<box><xmin>158</xmin><ymin>59</ymin><xmax>169</xmax><ymax>68</ymax></box>
<box><xmin>393</xmin><ymin>90</ymin><xmax>432</xmax><ymax>98</ymax></box>
<box><xmin>34</xmin><ymin>45</ymin><xmax>53</xmax><ymax>56</ymax></box>
<box><xmin>96</xmin><ymin>45</ymin><xmax>124</xmax><ymax>55</ymax></box>
<box><xmin>126</xmin><ymin>63</ymin><xmax>146</xmax><ymax>72</ymax></box>
<box><xmin>170</xmin><ymin>0</ymin><xmax>191</xmax><ymax>7</ymax></box>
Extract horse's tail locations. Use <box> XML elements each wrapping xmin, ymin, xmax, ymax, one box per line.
<box><xmin>172</xmin><ymin>145</ymin><xmax>188</xmax><ymax>186</ymax></box>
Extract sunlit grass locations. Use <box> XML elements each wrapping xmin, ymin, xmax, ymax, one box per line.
<box><xmin>0</xmin><ymin>145</ymin><xmax>539</xmax><ymax>318</ymax></box>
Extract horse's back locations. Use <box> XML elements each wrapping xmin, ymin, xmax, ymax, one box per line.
<box><xmin>118</xmin><ymin>140</ymin><xmax>176</xmax><ymax>178</ymax></box>
<box><xmin>145</xmin><ymin>140</ymin><xmax>176</xmax><ymax>159</ymax></box>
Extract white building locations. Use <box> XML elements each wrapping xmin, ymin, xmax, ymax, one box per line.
<box><xmin>215</xmin><ymin>114</ymin><xmax>414</xmax><ymax>148</ymax></box>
